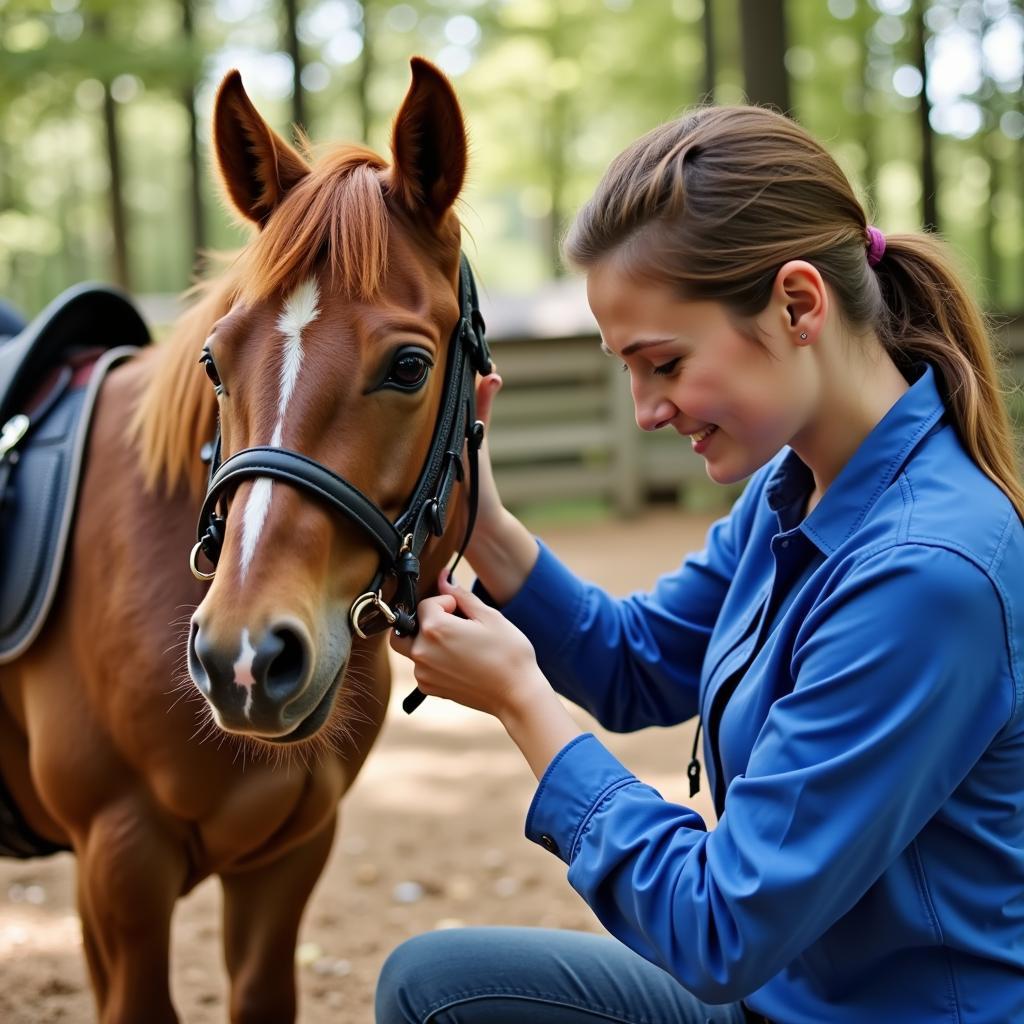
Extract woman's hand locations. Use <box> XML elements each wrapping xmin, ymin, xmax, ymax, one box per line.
<box><xmin>391</xmin><ymin>571</ymin><xmax>544</xmax><ymax>720</ymax></box>
<box><xmin>391</xmin><ymin>572</ymin><xmax>583</xmax><ymax>779</ymax></box>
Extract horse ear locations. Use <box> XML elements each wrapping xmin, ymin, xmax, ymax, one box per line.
<box><xmin>212</xmin><ymin>70</ymin><xmax>310</xmax><ymax>226</ymax></box>
<box><xmin>389</xmin><ymin>57</ymin><xmax>467</xmax><ymax>221</ymax></box>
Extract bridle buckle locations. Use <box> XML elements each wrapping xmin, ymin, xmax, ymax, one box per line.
<box><xmin>189</xmin><ymin>541</ymin><xmax>217</xmax><ymax>582</ymax></box>
<box><xmin>350</xmin><ymin>590</ymin><xmax>398</xmax><ymax>641</ymax></box>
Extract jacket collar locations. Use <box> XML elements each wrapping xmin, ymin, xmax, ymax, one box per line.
<box><xmin>765</xmin><ymin>363</ymin><xmax>947</xmax><ymax>553</ymax></box>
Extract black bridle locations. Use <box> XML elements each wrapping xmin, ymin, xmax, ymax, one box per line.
<box><xmin>190</xmin><ymin>254</ymin><xmax>492</xmax><ymax>714</ymax></box>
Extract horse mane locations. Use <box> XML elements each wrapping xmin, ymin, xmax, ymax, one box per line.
<box><xmin>130</xmin><ymin>144</ymin><xmax>391</xmax><ymax>499</ymax></box>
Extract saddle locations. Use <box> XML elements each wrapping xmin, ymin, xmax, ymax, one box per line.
<box><xmin>0</xmin><ymin>286</ymin><xmax>149</xmax><ymax>858</ymax></box>
<box><xmin>0</xmin><ymin>283</ymin><xmax>149</xmax><ymax>667</ymax></box>
<box><xmin>0</xmin><ymin>285</ymin><xmax>149</xmax><ymax>858</ymax></box>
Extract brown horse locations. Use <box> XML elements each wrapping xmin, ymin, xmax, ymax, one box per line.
<box><xmin>0</xmin><ymin>58</ymin><xmax>476</xmax><ymax>1022</ymax></box>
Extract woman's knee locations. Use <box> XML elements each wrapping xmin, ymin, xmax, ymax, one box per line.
<box><xmin>376</xmin><ymin>933</ymin><xmax>431</xmax><ymax>1023</ymax></box>
<box><xmin>377</xmin><ymin>927</ymin><xmax>553</xmax><ymax>1023</ymax></box>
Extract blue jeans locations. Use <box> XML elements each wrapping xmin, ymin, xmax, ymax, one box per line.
<box><xmin>375</xmin><ymin>927</ymin><xmax>754</xmax><ymax>1023</ymax></box>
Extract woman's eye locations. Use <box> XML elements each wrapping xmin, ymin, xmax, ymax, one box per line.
<box><xmin>199</xmin><ymin>351</ymin><xmax>223</xmax><ymax>392</ymax></box>
<box><xmin>653</xmin><ymin>357</ymin><xmax>681</xmax><ymax>377</ymax></box>
<box><xmin>385</xmin><ymin>349</ymin><xmax>433</xmax><ymax>392</ymax></box>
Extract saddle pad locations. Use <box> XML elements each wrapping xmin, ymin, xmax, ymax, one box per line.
<box><xmin>0</xmin><ymin>764</ymin><xmax>68</xmax><ymax>858</ymax></box>
<box><xmin>0</xmin><ymin>345</ymin><xmax>139</xmax><ymax>663</ymax></box>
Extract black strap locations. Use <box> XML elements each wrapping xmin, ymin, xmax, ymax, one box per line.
<box><xmin>198</xmin><ymin>447</ymin><xmax>404</xmax><ymax>561</ymax></box>
<box><xmin>448</xmin><ymin>407</ymin><xmax>484</xmax><ymax>581</ymax></box>
<box><xmin>400</xmin><ymin>408</ymin><xmax>486</xmax><ymax>717</ymax></box>
<box><xmin>687</xmin><ymin>717</ymin><xmax>703</xmax><ymax>797</ymax></box>
<box><xmin>394</xmin><ymin>262</ymin><xmax>487</xmax><ymax>553</ymax></box>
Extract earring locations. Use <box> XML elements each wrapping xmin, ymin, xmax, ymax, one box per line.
<box><xmin>799</xmin><ymin>331</ymin><xmax>808</xmax><ymax>340</ymax></box>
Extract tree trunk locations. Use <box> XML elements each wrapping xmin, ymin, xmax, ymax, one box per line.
<box><xmin>0</xmin><ymin>131</ymin><xmax>10</xmax><ymax>213</ymax></box>
<box><xmin>912</xmin><ymin>0</ymin><xmax>938</xmax><ymax>231</ymax></box>
<box><xmin>182</xmin><ymin>0</ymin><xmax>205</xmax><ymax>272</ymax></box>
<box><xmin>738</xmin><ymin>0</ymin><xmax>790</xmax><ymax>112</ymax></box>
<box><xmin>548</xmin><ymin>89</ymin><xmax>569</xmax><ymax>278</ymax></box>
<box><xmin>1016</xmin><ymin>1</ymin><xmax>1024</xmax><ymax>308</ymax></box>
<box><xmin>855</xmin><ymin>2</ymin><xmax>876</xmax><ymax>213</ymax></box>
<box><xmin>545</xmin><ymin>10</ymin><xmax>571</xmax><ymax>278</ymax></box>
<box><xmin>356</xmin><ymin>1</ymin><xmax>374</xmax><ymax>144</ymax></box>
<box><xmin>101</xmin><ymin>83</ymin><xmax>130</xmax><ymax>290</ymax></box>
<box><xmin>702</xmin><ymin>0</ymin><xmax>716</xmax><ymax>102</ymax></box>
<box><xmin>283</xmin><ymin>0</ymin><xmax>306</xmax><ymax>132</ymax></box>
<box><xmin>979</xmin><ymin>17</ymin><xmax>999</xmax><ymax>307</ymax></box>
<box><xmin>57</xmin><ymin>128</ymin><xmax>86</xmax><ymax>284</ymax></box>
<box><xmin>983</xmin><ymin>134</ymin><xmax>1000</xmax><ymax>307</ymax></box>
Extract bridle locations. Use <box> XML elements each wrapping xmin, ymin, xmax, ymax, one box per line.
<box><xmin>189</xmin><ymin>254</ymin><xmax>492</xmax><ymax>713</ymax></box>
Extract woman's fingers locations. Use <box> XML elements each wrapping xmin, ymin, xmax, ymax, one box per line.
<box><xmin>437</xmin><ymin>571</ymin><xmax>491</xmax><ymax>620</ymax></box>
<box><xmin>419</xmin><ymin>593</ymin><xmax>459</xmax><ymax>618</ymax></box>
<box><xmin>389</xmin><ymin>594</ymin><xmax>457</xmax><ymax>658</ymax></box>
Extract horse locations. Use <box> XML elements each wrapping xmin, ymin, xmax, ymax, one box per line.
<box><xmin>0</xmin><ymin>56</ymin><xmax>482</xmax><ymax>1023</ymax></box>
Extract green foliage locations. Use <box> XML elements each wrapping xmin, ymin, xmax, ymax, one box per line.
<box><xmin>0</xmin><ymin>0</ymin><xmax>1022</xmax><ymax>317</ymax></box>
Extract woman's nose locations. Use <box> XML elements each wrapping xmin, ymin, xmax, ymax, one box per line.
<box><xmin>633</xmin><ymin>387</ymin><xmax>677</xmax><ymax>432</ymax></box>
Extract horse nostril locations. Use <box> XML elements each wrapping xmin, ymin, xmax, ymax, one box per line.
<box><xmin>190</xmin><ymin>622</ymin><xmax>233</xmax><ymax>694</ymax></box>
<box><xmin>255</xmin><ymin>624</ymin><xmax>310</xmax><ymax>703</ymax></box>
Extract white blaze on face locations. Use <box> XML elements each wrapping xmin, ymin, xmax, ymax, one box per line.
<box><xmin>238</xmin><ymin>279</ymin><xmax>321</xmax><ymax>579</ymax></box>
<box><xmin>233</xmin><ymin>628</ymin><xmax>258</xmax><ymax>718</ymax></box>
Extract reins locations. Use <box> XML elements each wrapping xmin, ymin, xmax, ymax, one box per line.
<box><xmin>190</xmin><ymin>254</ymin><xmax>492</xmax><ymax>713</ymax></box>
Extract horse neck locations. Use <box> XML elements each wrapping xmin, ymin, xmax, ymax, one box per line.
<box><xmin>130</xmin><ymin>284</ymin><xmax>227</xmax><ymax>503</ymax></box>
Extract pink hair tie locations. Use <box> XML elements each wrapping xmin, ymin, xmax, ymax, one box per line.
<box><xmin>866</xmin><ymin>225</ymin><xmax>886</xmax><ymax>267</ymax></box>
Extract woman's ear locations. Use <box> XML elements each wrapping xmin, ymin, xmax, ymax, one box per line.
<box><xmin>773</xmin><ymin>260</ymin><xmax>828</xmax><ymax>345</ymax></box>
<box><xmin>212</xmin><ymin>70</ymin><xmax>310</xmax><ymax>227</ymax></box>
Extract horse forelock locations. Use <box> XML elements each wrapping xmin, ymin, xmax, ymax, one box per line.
<box><xmin>131</xmin><ymin>144</ymin><xmax>398</xmax><ymax>500</ymax></box>
<box><xmin>236</xmin><ymin>145</ymin><xmax>391</xmax><ymax>306</ymax></box>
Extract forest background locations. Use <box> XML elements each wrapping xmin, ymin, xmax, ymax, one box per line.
<box><xmin>1</xmin><ymin>0</ymin><xmax>1022</xmax><ymax>323</ymax></box>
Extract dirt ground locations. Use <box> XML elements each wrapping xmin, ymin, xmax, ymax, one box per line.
<box><xmin>0</xmin><ymin>508</ymin><xmax>720</xmax><ymax>1023</ymax></box>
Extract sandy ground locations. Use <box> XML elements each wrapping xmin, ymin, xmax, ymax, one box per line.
<box><xmin>0</xmin><ymin>508</ymin><xmax>720</xmax><ymax>1023</ymax></box>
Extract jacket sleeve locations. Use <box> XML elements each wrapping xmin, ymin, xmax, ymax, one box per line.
<box><xmin>492</xmin><ymin>473</ymin><xmax>765</xmax><ymax>732</ymax></box>
<box><xmin>524</xmin><ymin>544</ymin><xmax>1016</xmax><ymax>1002</ymax></box>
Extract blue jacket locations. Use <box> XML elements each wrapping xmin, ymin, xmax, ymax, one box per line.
<box><xmin>499</xmin><ymin>365</ymin><xmax>1024</xmax><ymax>1022</ymax></box>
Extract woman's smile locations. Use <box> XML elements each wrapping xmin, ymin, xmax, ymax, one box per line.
<box><xmin>689</xmin><ymin>423</ymin><xmax>719</xmax><ymax>452</ymax></box>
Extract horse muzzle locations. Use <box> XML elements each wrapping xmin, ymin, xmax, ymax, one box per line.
<box><xmin>187</xmin><ymin>617</ymin><xmax>341</xmax><ymax>740</ymax></box>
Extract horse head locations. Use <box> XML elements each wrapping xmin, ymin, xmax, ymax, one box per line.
<box><xmin>182</xmin><ymin>59</ymin><xmax>482</xmax><ymax>743</ymax></box>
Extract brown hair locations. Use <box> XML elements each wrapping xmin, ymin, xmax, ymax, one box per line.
<box><xmin>564</xmin><ymin>105</ymin><xmax>1024</xmax><ymax>519</ymax></box>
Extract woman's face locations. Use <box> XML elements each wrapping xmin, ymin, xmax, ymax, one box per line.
<box><xmin>587</xmin><ymin>259</ymin><xmax>819</xmax><ymax>486</ymax></box>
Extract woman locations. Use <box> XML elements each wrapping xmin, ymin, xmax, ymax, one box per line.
<box><xmin>376</xmin><ymin>106</ymin><xmax>1024</xmax><ymax>1023</ymax></box>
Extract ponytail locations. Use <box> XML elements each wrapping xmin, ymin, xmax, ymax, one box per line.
<box><xmin>873</xmin><ymin>234</ymin><xmax>1024</xmax><ymax>521</ymax></box>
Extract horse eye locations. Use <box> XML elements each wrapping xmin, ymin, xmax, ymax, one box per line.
<box><xmin>385</xmin><ymin>349</ymin><xmax>432</xmax><ymax>392</ymax></box>
<box><xmin>199</xmin><ymin>351</ymin><xmax>222</xmax><ymax>391</ymax></box>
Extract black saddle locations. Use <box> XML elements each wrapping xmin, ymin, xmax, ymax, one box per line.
<box><xmin>0</xmin><ymin>283</ymin><xmax>150</xmax><ymax>663</ymax></box>
<box><xmin>0</xmin><ymin>284</ymin><xmax>149</xmax><ymax>857</ymax></box>
<box><xmin>0</xmin><ymin>284</ymin><xmax>149</xmax><ymax>424</ymax></box>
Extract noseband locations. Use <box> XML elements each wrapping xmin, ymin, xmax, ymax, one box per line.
<box><xmin>190</xmin><ymin>255</ymin><xmax>492</xmax><ymax>713</ymax></box>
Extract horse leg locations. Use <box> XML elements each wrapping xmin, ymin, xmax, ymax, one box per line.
<box><xmin>76</xmin><ymin>868</ymin><xmax>110</xmax><ymax>1007</ymax></box>
<box><xmin>221</xmin><ymin>817</ymin><xmax>336</xmax><ymax>1024</ymax></box>
<box><xmin>76</xmin><ymin>799</ymin><xmax>187</xmax><ymax>1024</ymax></box>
